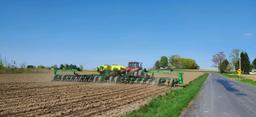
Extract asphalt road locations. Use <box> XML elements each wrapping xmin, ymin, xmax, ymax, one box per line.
<box><xmin>183</xmin><ymin>73</ymin><xmax>256</xmax><ymax>117</ymax></box>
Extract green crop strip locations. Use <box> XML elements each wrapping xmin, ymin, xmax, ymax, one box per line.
<box><xmin>123</xmin><ymin>73</ymin><xmax>208</xmax><ymax>117</ymax></box>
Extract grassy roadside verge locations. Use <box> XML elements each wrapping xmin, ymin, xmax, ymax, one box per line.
<box><xmin>222</xmin><ymin>73</ymin><xmax>256</xmax><ymax>86</ymax></box>
<box><xmin>123</xmin><ymin>73</ymin><xmax>208</xmax><ymax>117</ymax></box>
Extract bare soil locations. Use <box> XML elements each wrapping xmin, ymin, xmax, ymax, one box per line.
<box><xmin>0</xmin><ymin>82</ymin><xmax>168</xmax><ymax>117</ymax></box>
<box><xmin>0</xmin><ymin>71</ymin><xmax>201</xmax><ymax>116</ymax></box>
<box><xmin>0</xmin><ymin>70</ymin><xmax>98</xmax><ymax>83</ymax></box>
<box><xmin>0</xmin><ymin>73</ymin><xmax>53</xmax><ymax>82</ymax></box>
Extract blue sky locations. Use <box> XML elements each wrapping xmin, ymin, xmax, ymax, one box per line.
<box><xmin>0</xmin><ymin>0</ymin><xmax>255</xmax><ymax>69</ymax></box>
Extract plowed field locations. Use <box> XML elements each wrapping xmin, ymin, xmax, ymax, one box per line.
<box><xmin>0</xmin><ymin>71</ymin><xmax>202</xmax><ymax>116</ymax></box>
<box><xmin>0</xmin><ymin>82</ymin><xmax>169</xmax><ymax>117</ymax></box>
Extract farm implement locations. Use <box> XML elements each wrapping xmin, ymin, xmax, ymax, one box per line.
<box><xmin>53</xmin><ymin>61</ymin><xmax>184</xmax><ymax>86</ymax></box>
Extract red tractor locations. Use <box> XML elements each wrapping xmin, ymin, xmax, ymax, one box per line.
<box><xmin>96</xmin><ymin>61</ymin><xmax>152</xmax><ymax>83</ymax></box>
<box><xmin>125</xmin><ymin>61</ymin><xmax>147</xmax><ymax>78</ymax></box>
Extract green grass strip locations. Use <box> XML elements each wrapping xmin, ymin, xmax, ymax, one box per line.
<box><xmin>222</xmin><ymin>73</ymin><xmax>256</xmax><ymax>86</ymax></box>
<box><xmin>123</xmin><ymin>73</ymin><xmax>208</xmax><ymax>117</ymax></box>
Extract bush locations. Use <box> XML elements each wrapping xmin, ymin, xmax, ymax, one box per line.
<box><xmin>219</xmin><ymin>59</ymin><xmax>230</xmax><ymax>73</ymax></box>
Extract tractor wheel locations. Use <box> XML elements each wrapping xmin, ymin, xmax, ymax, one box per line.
<box><xmin>138</xmin><ymin>70</ymin><xmax>142</xmax><ymax>77</ymax></box>
<box><xmin>171</xmin><ymin>79</ymin><xmax>177</xmax><ymax>87</ymax></box>
<box><xmin>169</xmin><ymin>79</ymin><xmax>173</xmax><ymax>87</ymax></box>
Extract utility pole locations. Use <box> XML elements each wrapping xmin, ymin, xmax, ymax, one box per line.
<box><xmin>238</xmin><ymin>51</ymin><xmax>242</xmax><ymax>79</ymax></box>
<box><xmin>239</xmin><ymin>53</ymin><xmax>241</xmax><ymax>71</ymax></box>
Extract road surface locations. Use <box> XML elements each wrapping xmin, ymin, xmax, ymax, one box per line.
<box><xmin>183</xmin><ymin>73</ymin><xmax>256</xmax><ymax>117</ymax></box>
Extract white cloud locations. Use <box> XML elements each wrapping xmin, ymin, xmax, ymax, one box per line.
<box><xmin>243</xmin><ymin>32</ymin><xmax>253</xmax><ymax>37</ymax></box>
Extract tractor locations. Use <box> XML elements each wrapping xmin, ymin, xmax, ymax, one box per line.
<box><xmin>122</xmin><ymin>61</ymin><xmax>152</xmax><ymax>83</ymax></box>
<box><xmin>96</xmin><ymin>61</ymin><xmax>153</xmax><ymax>84</ymax></box>
<box><xmin>126</xmin><ymin>62</ymin><xmax>144</xmax><ymax>77</ymax></box>
<box><xmin>52</xmin><ymin>61</ymin><xmax>183</xmax><ymax>86</ymax></box>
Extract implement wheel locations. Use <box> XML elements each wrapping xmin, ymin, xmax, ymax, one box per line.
<box><xmin>114</xmin><ymin>76</ymin><xmax>120</xmax><ymax>83</ymax></box>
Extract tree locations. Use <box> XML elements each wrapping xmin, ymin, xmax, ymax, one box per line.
<box><xmin>51</xmin><ymin>65</ymin><xmax>58</xmax><ymax>69</ymax></box>
<box><xmin>212</xmin><ymin>52</ymin><xmax>226</xmax><ymax>70</ymax></box>
<box><xmin>159</xmin><ymin>56</ymin><xmax>168</xmax><ymax>68</ymax></box>
<box><xmin>241</xmin><ymin>52</ymin><xmax>251</xmax><ymax>74</ymax></box>
<box><xmin>59</xmin><ymin>64</ymin><xmax>81</xmax><ymax>71</ymax></box>
<box><xmin>179</xmin><ymin>58</ymin><xmax>199</xmax><ymax>69</ymax></box>
<box><xmin>60</xmin><ymin>64</ymin><xmax>65</xmax><ymax>69</ymax></box>
<box><xmin>79</xmin><ymin>65</ymin><xmax>83</xmax><ymax>71</ymax></box>
<box><xmin>27</xmin><ymin>65</ymin><xmax>35</xmax><ymax>69</ymax></box>
<box><xmin>37</xmin><ymin>65</ymin><xmax>46</xmax><ymax>69</ymax></box>
<box><xmin>0</xmin><ymin>56</ymin><xmax>3</xmax><ymax>69</ymax></box>
<box><xmin>230</xmin><ymin>49</ymin><xmax>241</xmax><ymax>70</ymax></box>
<box><xmin>169</xmin><ymin>55</ymin><xmax>199</xmax><ymax>69</ymax></box>
<box><xmin>253</xmin><ymin>58</ymin><xmax>256</xmax><ymax>69</ymax></box>
<box><xmin>169</xmin><ymin>55</ymin><xmax>181</xmax><ymax>68</ymax></box>
<box><xmin>219</xmin><ymin>59</ymin><xmax>230</xmax><ymax>73</ymax></box>
<box><xmin>154</xmin><ymin>60</ymin><xmax>160</xmax><ymax>69</ymax></box>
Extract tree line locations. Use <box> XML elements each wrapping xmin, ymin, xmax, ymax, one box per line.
<box><xmin>212</xmin><ymin>49</ymin><xmax>256</xmax><ymax>74</ymax></box>
<box><xmin>26</xmin><ymin>64</ymin><xmax>83</xmax><ymax>71</ymax></box>
<box><xmin>0</xmin><ymin>55</ymin><xmax>83</xmax><ymax>73</ymax></box>
<box><xmin>154</xmin><ymin>55</ymin><xmax>199</xmax><ymax>70</ymax></box>
<box><xmin>57</xmin><ymin>64</ymin><xmax>83</xmax><ymax>71</ymax></box>
<box><xmin>0</xmin><ymin>56</ymin><xmax>51</xmax><ymax>73</ymax></box>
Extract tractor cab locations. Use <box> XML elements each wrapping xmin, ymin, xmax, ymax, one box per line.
<box><xmin>126</xmin><ymin>62</ymin><xmax>142</xmax><ymax>73</ymax></box>
<box><xmin>128</xmin><ymin>62</ymin><xmax>142</xmax><ymax>68</ymax></box>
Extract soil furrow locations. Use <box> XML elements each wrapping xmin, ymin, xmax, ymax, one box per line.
<box><xmin>0</xmin><ymin>85</ymin><xmax>146</xmax><ymax>116</ymax></box>
<box><xmin>69</xmin><ymin>87</ymin><xmax>168</xmax><ymax>117</ymax></box>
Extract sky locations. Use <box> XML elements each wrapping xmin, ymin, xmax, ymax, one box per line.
<box><xmin>0</xmin><ymin>0</ymin><xmax>256</xmax><ymax>69</ymax></box>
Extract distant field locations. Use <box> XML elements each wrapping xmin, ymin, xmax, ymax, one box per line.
<box><xmin>0</xmin><ymin>73</ymin><xmax>53</xmax><ymax>82</ymax></box>
<box><xmin>0</xmin><ymin>68</ymin><xmax>50</xmax><ymax>74</ymax></box>
<box><xmin>0</xmin><ymin>70</ymin><xmax>97</xmax><ymax>83</ymax></box>
<box><xmin>80</xmin><ymin>70</ymin><xmax>99</xmax><ymax>74</ymax></box>
<box><xmin>149</xmin><ymin>70</ymin><xmax>204</xmax><ymax>84</ymax></box>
